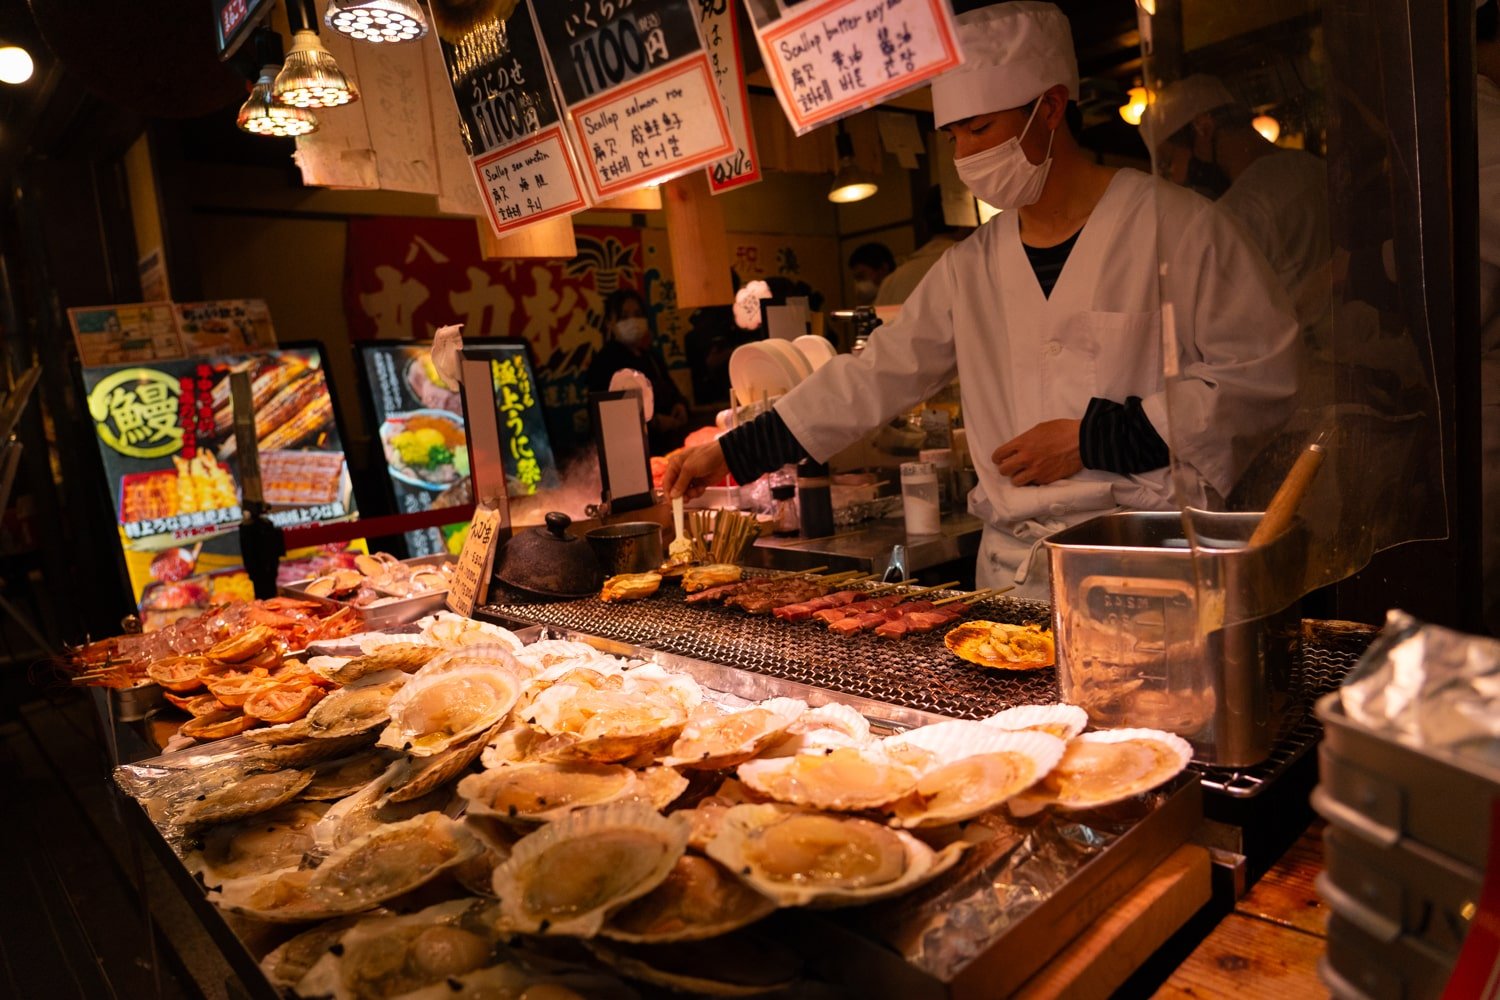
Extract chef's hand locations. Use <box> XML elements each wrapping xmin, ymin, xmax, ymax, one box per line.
<box><xmin>993</xmin><ymin>420</ymin><xmax>1082</xmax><ymax>486</ymax></box>
<box><xmin>664</xmin><ymin>441</ymin><xmax>728</xmax><ymax>499</ymax></box>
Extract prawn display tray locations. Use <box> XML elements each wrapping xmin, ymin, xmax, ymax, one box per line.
<box><xmin>280</xmin><ymin>554</ymin><xmax>455</xmax><ymax>630</ymax></box>
<box><xmin>111</xmin><ymin>623</ymin><xmax>1202</xmax><ymax>1000</ymax></box>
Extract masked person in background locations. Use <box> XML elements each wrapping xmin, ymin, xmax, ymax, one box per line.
<box><xmin>847</xmin><ymin>242</ymin><xmax>895</xmax><ymax>305</ymax></box>
<box><xmin>587</xmin><ymin>288</ymin><xmax>691</xmax><ymax>454</ymax></box>
<box><xmin>665</xmin><ymin>1</ymin><xmax>1299</xmax><ymax>598</ymax></box>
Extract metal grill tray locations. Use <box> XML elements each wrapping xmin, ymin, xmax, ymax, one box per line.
<box><xmin>478</xmin><ymin>586</ymin><xmax>1374</xmax><ymax>799</ymax></box>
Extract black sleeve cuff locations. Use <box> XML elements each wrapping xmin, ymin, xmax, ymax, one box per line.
<box><xmin>719</xmin><ymin>409</ymin><xmax>811</xmax><ymax>484</ymax></box>
<box><xmin>1079</xmin><ymin>396</ymin><xmax>1171</xmax><ymax>475</ymax></box>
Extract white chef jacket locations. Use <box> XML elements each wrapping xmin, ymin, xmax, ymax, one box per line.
<box><xmin>776</xmin><ymin>169</ymin><xmax>1301</xmax><ymax>596</ymax></box>
<box><xmin>1477</xmin><ymin>75</ymin><xmax>1500</xmax><ymax>631</ymax></box>
<box><xmin>1218</xmin><ymin>149</ymin><xmax>1330</xmax><ymax>334</ymax></box>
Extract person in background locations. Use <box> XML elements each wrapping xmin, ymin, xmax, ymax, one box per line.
<box><xmin>876</xmin><ymin>186</ymin><xmax>976</xmax><ymax>306</ymax></box>
<box><xmin>1478</xmin><ymin>0</ymin><xmax>1500</xmax><ymax>633</ymax></box>
<box><xmin>665</xmin><ymin>1</ymin><xmax>1298</xmax><ymax>598</ymax></box>
<box><xmin>1143</xmin><ymin>75</ymin><xmax>1330</xmax><ymax>333</ymax></box>
<box><xmin>586</xmin><ymin>288</ymin><xmax>691</xmax><ymax>454</ymax></box>
<box><xmin>847</xmin><ymin>242</ymin><xmax>895</xmax><ymax>304</ymax></box>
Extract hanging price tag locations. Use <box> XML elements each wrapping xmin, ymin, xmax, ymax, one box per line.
<box><xmin>430</xmin><ymin>2</ymin><xmax>590</xmax><ymax>239</ymax></box>
<box><xmin>700</xmin><ymin>0</ymin><xmax>761</xmax><ymax>194</ymax></box>
<box><xmin>744</xmin><ymin>0</ymin><xmax>962</xmax><ymax>136</ymax></box>
<box><xmin>532</xmin><ymin>0</ymin><xmax>735</xmax><ymax>201</ymax></box>
<box><xmin>446</xmin><ymin>501</ymin><xmax>504</xmax><ymax>617</ymax></box>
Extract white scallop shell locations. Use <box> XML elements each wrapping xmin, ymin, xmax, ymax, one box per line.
<box><xmin>356</xmin><ymin>630</ymin><xmax>432</xmax><ymax>655</ymax></box>
<box><xmin>600</xmin><ymin>855</ymin><xmax>777</xmax><ymax>944</ymax></box>
<box><xmin>981</xmin><ymin>703</ymin><xmax>1090</xmax><ymax>740</ymax></box>
<box><xmin>458</xmin><ymin>761</ymin><xmax>645</xmax><ymax>825</ymax></box>
<box><xmin>884</xmin><ymin>719</ymin><xmax>1060</xmax><ymax>767</ymax></box>
<box><xmin>492</xmin><ymin>801</ymin><xmax>690</xmax><ymax>936</ymax></box>
<box><xmin>790</xmin><ymin>701</ymin><xmax>872</xmax><ymax>742</ymax></box>
<box><xmin>511</xmin><ymin>639</ymin><xmax>606</xmax><ymax>674</ymax></box>
<box><xmin>660</xmin><ymin>698</ymin><xmax>808</xmax><ymax>769</ymax></box>
<box><xmin>377</xmin><ymin>665</ymin><xmax>522</xmax><ymax>756</ymax></box>
<box><xmin>292</xmin><ymin>899</ymin><xmax>489</xmax><ymax>1000</ymax></box>
<box><xmin>420</xmin><ymin>613</ymin><xmax>523</xmax><ymax>652</ymax></box>
<box><xmin>412</xmin><ymin>643</ymin><xmax>523</xmax><ymax>679</ymax></box>
<box><xmin>705</xmin><ymin>804</ymin><xmax>965</xmax><ymax>908</ymax></box>
<box><xmin>1019</xmin><ymin>727</ymin><xmax>1194</xmax><ymax>813</ymax></box>
<box><xmin>887</xmin><ymin>730</ymin><xmax>1067</xmax><ymax>828</ymax></box>
<box><xmin>736</xmin><ymin>745</ymin><xmax>919</xmax><ymax>811</ymax></box>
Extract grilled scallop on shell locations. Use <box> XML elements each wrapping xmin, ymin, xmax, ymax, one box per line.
<box><xmin>736</xmin><ymin>745</ymin><xmax>920</xmax><ymax>811</ymax></box>
<box><xmin>601</xmin><ymin>854</ymin><xmax>776</xmax><ymax>943</ymax></box>
<box><xmin>305</xmin><ymin>675</ymin><xmax>409</xmax><ymax>740</ymax></box>
<box><xmin>187</xmin><ymin>800</ymin><xmax>329</xmax><ymax>883</ymax></box>
<box><xmin>177</xmin><ymin>768</ymin><xmax>315</xmax><ymax>830</ymax></box>
<box><xmin>1018</xmin><ymin>728</ymin><xmax>1193</xmax><ymax>812</ymax></box>
<box><xmin>660</xmin><ymin>698</ymin><xmax>807</xmax><ymax>770</ymax></box>
<box><xmin>491</xmin><ymin>801</ymin><xmax>690</xmax><ymax>937</ymax></box>
<box><xmin>376</xmin><ymin>665</ymin><xmax>522</xmax><ymax>757</ymax></box>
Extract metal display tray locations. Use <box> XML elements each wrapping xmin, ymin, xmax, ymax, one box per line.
<box><xmin>113</xmin><ymin>624</ymin><xmax>1201</xmax><ymax>1000</ymax></box>
<box><xmin>280</xmin><ymin>553</ymin><xmax>454</xmax><ymax>629</ymax></box>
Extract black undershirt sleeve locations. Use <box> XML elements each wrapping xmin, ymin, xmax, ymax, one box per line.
<box><xmin>1079</xmin><ymin>396</ymin><xmax>1171</xmax><ymax>475</ymax></box>
<box><xmin>718</xmin><ymin>409</ymin><xmax>811</xmax><ymax>485</ymax></box>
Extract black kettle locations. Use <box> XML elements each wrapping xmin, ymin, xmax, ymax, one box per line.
<box><xmin>493</xmin><ymin>512</ymin><xmax>603</xmax><ymax>599</ymax></box>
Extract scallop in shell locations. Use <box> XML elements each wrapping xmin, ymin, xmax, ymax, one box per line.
<box><xmin>533</xmin><ymin>691</ymin><xmax>689</xmax><ymax>764</ymax></box>
<box><xmin>177</xmin><ymin>768</ymin><xmax>315</xmax><ymax>830</ymax></box>
<box><xmin>491</xmin><ymin>801</ymin><xmax>690</xmax><ymax>936</ymax></box>
<box><xmin>386</xmin><ymin>720</ymin><xmax>500</xmax><ymax>804</ymax></box>
<box><xmin>420</xmin><ymin>613</ymin><xmax>523</xmax><ymax>652</ymax></box>
<box><xmin>944</xmin><ymin>620</ymin><xmax>1055</xmax><ymax>670</ymax></box>
<box><xmin>330</xmin><ymin>643</ymin><xmax>441</xmax><ymax>684</ymax></box>
<box><xmin>887</xmin><ymin>731</ymin><xmax>1066</xmax><ymax>828</ymax></box>
<box><xmin>377</xmin><ymin>666</ymin><xmax>522</xmax><ymax>757</ymax></box>
<box><xmin>306</xmin><ymin>675</ymin><xmax>408</xmax><ymax>740</ymax></box>
<box><xmin>292</xmin><ymin>898</ymin><xmax>498</xmax><ymax>1000</ymax></box>
<box><xmin>511</xmin><ymin>639</ymin><xmax>603</xmax><ymax>674</ymax></box>
<box><xmin>601</xmin><ymin>855</ymin><xmax>775</xmax><ymax>943</ymax></box>
<box><xmin>736</xmin><ymin>746</ymin><xmax>919</xmax><ymax>811</ymax></box>
<box><xmin>388</xmin><ymin>962</ymin><xmax>638</xmax><ymax>1000</ymax></box>
<box><xmin>705</xmin><ymin>804</ymin><xmax>963</xmax><ymax>908</ymax></box>
<box><xmin>414</xmin><ymin>643</ymin><xmax>524</xmax><ymax>679</ymax></box>
<box><xmin>459</xmin><ymin>762</ymin><xmax>647</xmax><ymax>825</ymax></box>
<box><xmin>243</xmin><ymin>733</ymin><xmax>375</xmax><ymax>771</ymax></box>
<box><xmin>260</xmin><ymin>917</ymin><xmax>364</xmax><ymax>989</ymax></box>
<box><xmin>187</xmin><ymin>800</ymin><xmax>329</xmax><ymax>882</ymax></box>
<box><xmin>311</xmin><ymin>761</ymin><xmax>456</xmax><ymax>855</ymax></box>
<box><xmin>1020</xmin><ymin>728</ymin><xmax>1193</xmax><ymax>811</ymax></box>
<box><xmin>660</xmin><ymin>698</ymin><xmax>807</xmax><ymax>770</ymax></box>
<box><xmin>302</xmin><ymin>751</ymin><xmax>393</xmax><ymax>801</ymax></box>
<box><xmin>479</xmin><ymin>722</ymin><xmax>546</xmax><ymax>769</ymax></box>
<box><xmin>245</xmin><ymin>717</ymin><xmax>316</xmax><ymax>745</ymax></box>
<box><xmin>981</xmin><ymin>703</ymin><xmax>1089</xmax><ymax>740</ymax></box>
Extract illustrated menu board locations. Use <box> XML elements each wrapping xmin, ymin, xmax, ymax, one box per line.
<box><xmin>360</xmin><ymin>343</ymin><xmax>473</xmax><ymax>557</ymax></box>
<box><xmin>701</xmin><ymin>0</ymin><xmax>762</xmax><ymax>193</ymax></box>
<box><xmin>742</xmin><ymin>0</ymin><xmax>962</xmax><ymax>135</ymax></box>
<box><xmin>68</xmin><ymin>298</ymin><xmax>279</xmax><ymax>366</ymax></box>
<box><xmin>430</xmin><ymin>0</ymin><xmax>590</xmax><ymax>238</ymax></box>
<box><xmin>175</xmin><ymin>300</ymin><xmax>279</xmax><ymax>357</ymax></box>
<box><xmin>531</xmin><ymin>0</ymin><xmax>735</xmax><ymax>201</ymax></box>
<box><xmin>81</xmin><ymin>346</ymin><xmax>358</xmax><ymax>614</ymax></box>
<box><xmin>460</xmin><ymin>344</ymin><xmax>562</xmax><ymax>501</ymax></box>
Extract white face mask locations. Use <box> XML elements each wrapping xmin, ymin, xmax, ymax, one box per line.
<box><xmin>614</xmin><ymin>317</ymin><xmax>649</xmax><ymax>346</ymax></box>
<box><xmin>954</xmin><ymin>100</ymin><xmax>1056</xmax><ymax>211</ymax></box>
<box><xmin>853</xmin><ymin>279</ymin><xmax>880</xmax><ymax>302</ymax></box>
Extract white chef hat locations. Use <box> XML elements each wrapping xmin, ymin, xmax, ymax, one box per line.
<box><xmin>930</xmin><ymin>2</ymin><xmax>1080</xmax><ymax>129</ymax></box>
<box><xmin>1138</xmin><ymin>75</ymin><xmax>1238</xmax><ymax>153</ymax></box>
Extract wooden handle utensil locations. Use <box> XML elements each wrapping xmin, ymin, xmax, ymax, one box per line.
<box><xmin>1249</xmin><ymin>440</ymin><xmax>1326</xmax><ymax>547</ymax></box>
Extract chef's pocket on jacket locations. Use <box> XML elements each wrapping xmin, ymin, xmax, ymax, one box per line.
<box><xmin>1075</xmin><ymin>309</ymin><xmax>1163</xmax><ymax>402</ymax></box>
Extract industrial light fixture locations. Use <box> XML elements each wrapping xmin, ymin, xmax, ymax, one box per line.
<box><xmin>238</xmin><ymin>65</ymin><xmax>321</xmax><ymax>136</ymax></box>
<box><xmin>0</xmin><ymin>44</ymin><xmax>33</xmax><ymax>85</ymax></box>
<box><xmin>1119</xmin><ymin>85</ymin><xmax>1148</xmax><ymax>126</ymax></box>
<box><xmin>274</xmin><ymin>30</ymin><xmax>359</xmax><ymax>108</ymax></box>
<box><xmin>1252</xmin><ymin>113</ymin><xmax>1281</xmax><ymax>144</ymax></box>
<box><xmin>325</xmin><ymin>0</ymin><xmax>428</xmax><ymax>43</ymax></box>
<box><xmin>828</xmin><ymin>125</ymin><xmax>878</xmax><ymax>204</ymax></box>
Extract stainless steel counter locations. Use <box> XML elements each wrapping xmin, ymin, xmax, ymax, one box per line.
<box><xmin>742</xmin><ymin>511</ymin><xmax>984</xmax><ymax>579</ymax></box>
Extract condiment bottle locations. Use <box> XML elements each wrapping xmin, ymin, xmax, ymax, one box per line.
<box><xmin>919</xmin><ymin>447</ymin><xmax>956</xmax><ymax>515</ymax></box>
<box><xmin>796</xmin><ymin>459</ymin><xmax>834</xmax><ymax>538</ymax></box>
<box><xmin>900</xmin><ymin>461</ymin><xmax>942</xmax><ymax>536</ymax></box>
<box><xmin>770</xmin><ymin>484</ymin><xmax>799</xmax><ymax>536</ymax></box>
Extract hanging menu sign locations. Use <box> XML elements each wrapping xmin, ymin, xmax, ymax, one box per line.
<box><xmin>531</xmin><ymin>0</ymin><xmax>735</xmax><ymax>201</ymax></box>
<box><xmin>744</xmin><ymin>0</ymin><xmax>962</xmax><ymax>136</ymax></box>
<box><xmin>701</xmin><ymin>0</ymin><xmax>761</xmax><ymax>193</ymax></box>
<box><xmin>431</xmin><ymin>2</ymin><xmax>589</xmax><ymax>238</ymax></box>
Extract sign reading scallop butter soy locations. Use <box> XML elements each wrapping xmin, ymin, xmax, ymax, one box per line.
<box><xmin>430</xmin><ymin>1</ymin><xmax>589</xmax><ymax>238</ymax></box>
<box><xmin>700</xmin><ymin>0</ymin><xmax>761</xmax><ymax>193</ymax></box>
<box><xmin>446</xmin><ymin>500</ymin><xmax>504</xmax><ymax>617</ymax></box>
<box><xmin>743</xmin><ymin>0</ymin><xmax>963</xmax><ymax>135</ymax></box>
<box><xmin>531</xmin><ymin>0</ymin><xmax>735</xmax><ymax>201</ymax></box>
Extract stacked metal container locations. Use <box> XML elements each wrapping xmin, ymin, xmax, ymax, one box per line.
<box><xmin>1313</xmin><ymin>692</ymin><xmax>1492</xmax><ymax>999</ymax></box>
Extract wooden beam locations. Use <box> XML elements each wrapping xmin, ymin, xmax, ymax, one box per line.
<box><xmin>477</xmin><ymin>214</ymin><xmax>577</xmax><ymax>259</ymax></box>
<box><xmin>662</xmin><ymin>170</ymin><xmax>733</xmax><ymax>308</ymax></box>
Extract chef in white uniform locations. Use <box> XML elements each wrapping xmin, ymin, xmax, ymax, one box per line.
<box><xmin>664</xmin><ymin>1</ymin><xmax>1300</xmax><ymax>597</ymax></box>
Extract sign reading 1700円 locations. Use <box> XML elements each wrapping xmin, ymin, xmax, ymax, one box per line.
<box><xmin>531</xmin><ymin>0</ymin><xmax>735</xmax><ymax>201</ymax></box>
<box><xmin>430</xmin><ymin>0</ymin><xmax>590</xmax><ymax>238</ymax></box>
<box><xmin>744</xmin><ymin>0</ymin><xmax>962</xmax><ymax>136</ymax></box>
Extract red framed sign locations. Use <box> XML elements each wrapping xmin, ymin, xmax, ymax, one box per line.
<box><xmin>749</xmin><ymin>0</ymin><xmax>962</xmax><ymax>136</ymax></box>
<box><xmin>702</xmin><ymin>0</ymin><xmax>762</xmax><ymax>194</ymax></box>
<box><xmin>470</xmin><ymin>124</ymin><xmax>589</xmax><ymax>233</ymax></box>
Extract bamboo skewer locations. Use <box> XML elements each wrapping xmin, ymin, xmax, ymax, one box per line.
<box><xmin>934</xmin><ymin>588</ymin><xmax>996</xmax><ymax>607</ymax></box>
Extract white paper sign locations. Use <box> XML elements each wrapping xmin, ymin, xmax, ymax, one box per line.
<box><xmin>533</xmin><ymin>0</ymin><xmax>735</xmax><ymax>201</ymax></box>
<box><xmin>749</xmin><ymin>0</ymin><xmax>962</xmax><ymax>136</ymax></box>
<box><xmin>701</xmin><ymin>0</ymin><xmax>762</xmax><ymax>194</ymax></box>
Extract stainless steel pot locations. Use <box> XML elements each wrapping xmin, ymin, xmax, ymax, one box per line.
<box><xmin>586</xmin><ymin>521</ymin><xmax>664</xmax><ymax>575</ymax></box>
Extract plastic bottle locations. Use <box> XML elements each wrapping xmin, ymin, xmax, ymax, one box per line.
<box><xmin>901</xmin><ymin>461</ymin><xmax>942</xmax><ymax>535</ymax></box>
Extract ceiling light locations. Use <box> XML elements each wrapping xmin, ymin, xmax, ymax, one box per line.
<box><xmin>238</xmin><ymin>65</ymin><xmax>321</xmax><ymax>137</ymax></box>
<box><xmin>1119</xmin><ymin>86</ymin><xmax>1149</xmax><ymax>126</ymax></box>
<box><xmin>1136</xmin><ymin>0</ymin><xmax>1156</xmax><ymax>14</ymax></box>
<box><xmin>0</xmin><ymin>45</ymin><xmax>33</xmax><ymax>85</ymax></box>
<box><xmin>326</xmin><ymin>0</ymin><xmax>428</xmax><ymax>43</ymax></box>
<box><xmin>828</xmin><ymin>127</ymin><xmax>878</xmax><ymax>204</ymax></box>
<box><xmin>274</xmin><ymin>30</ymin><xmax>359</xmax><ymax>108</ymax></box>
<box><xmin>1253</xmin><ymin>113</ymin><xmax>1281</xmax><ymax>144</ymax></box>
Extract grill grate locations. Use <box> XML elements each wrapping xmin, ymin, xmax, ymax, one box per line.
<box><xmin>478</xmin><ymin>586</ymin><xmax>1373</xmax><ymax>799</ymax></box>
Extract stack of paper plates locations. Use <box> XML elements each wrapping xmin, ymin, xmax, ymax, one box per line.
<box><xmin>729</xmin><ymin>340</ymin><xmax>804</xmax><ymax>401</ymax></box>
<box><xmin>793</xmin><ymin>334</ymin><xmax>837</xmax><ymax>371</ymax></box>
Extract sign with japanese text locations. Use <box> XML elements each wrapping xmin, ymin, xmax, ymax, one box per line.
<box><xmin>743</xmin><ymin>0</ymin><xmax>962</xmax><ymax>135</ymax></box>
<box><xmin>212</xmin><ymin>0</ymin><xmax>274</xmax><ymax>58</ymax></box>
<box><xmin>68</xmin><ymin>303</ymin><xmax>183</xmax><ymax>368</ymax></box>
<box><xmin>532</xmin><ymin>0</ymin><xmax>735</xmax><ymax>200</ymax></box>
<box><xmin>175</xmin><ymin>299</ymin><xmax>279</xmax><ymax>357</ymax></box>
<box><xmin>446</xmin><ymin>500</ymin><xmax>503</xmax><ymax>617</ymax></box>
<box><xmin>700</xmin><ymin>0</ymin><xmax>761</xmax><ymax>193</ymax></box>
<box><xmin>464</xmin><ymin>343</ymin><xmax>562</xmax><ymax>497</ymax></box>
<box><xmin>359</xmin><ymin>342</ymin><xmax>473</xmax><ymax>558</ymax></box>
<box><xmin>430</xmin><ymin>1</ymin><xmax>590</xmax><ymax>237</ymax></box>
<box><xmin>81</xmin><ymin>346</ymin><xmax>358</xmax><ymax>614</ymax></box>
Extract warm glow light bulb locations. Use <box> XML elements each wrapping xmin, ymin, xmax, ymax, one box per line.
<box><xmin>1119</xmin><ymin>86</ymin><xmax>1149</xmax><ymax>126</ymax></box>
<box><xmin>1136</xmin><ymin>0</ymin><xmax>1156</xmax><ymax>14</ymax></box>
<box><xmin>1252</xmin><ymin>114</ymin><xmax>1281</xmax><ymax>144</ymax></box>
<box><xmin>0</xmin><ymin>45</ymin><xmax>34</xmax><ymax>85</ymax></box>
<box><xmin>829</xmin><ymin>181</ymin><xmax>878</xmax><ymax>204</ymax></box>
